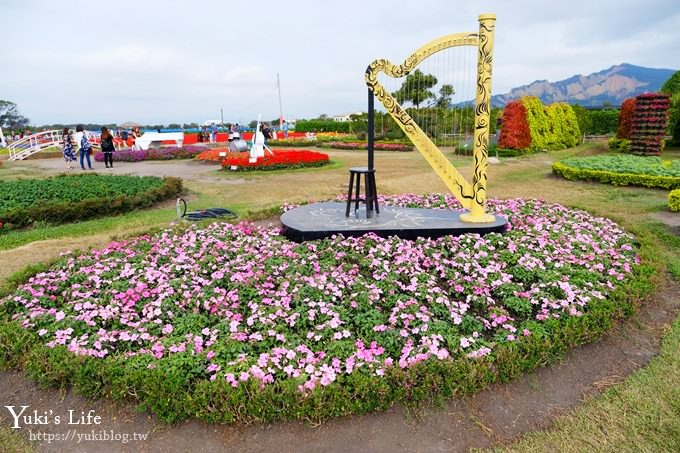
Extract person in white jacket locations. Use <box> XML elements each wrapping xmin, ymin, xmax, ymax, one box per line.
<box><xmin>74</xmin><ymin>124</ymin><xmax>93</xmax><ymax>170</ymax></box>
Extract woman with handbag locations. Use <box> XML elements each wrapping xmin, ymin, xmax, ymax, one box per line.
<box><xmin>100</xmin><ymin>127</ymin><xmax>116</xmax><ymax>168</ymax></box>
<box><xmin>75</xmin><ymin>124</ymin><xmax>93</xmax><ymax>170</ymax></box>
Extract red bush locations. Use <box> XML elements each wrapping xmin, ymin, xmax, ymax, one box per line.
<box><xmin>498</xmin><ymin>101</ymin><xmax>532</xmax><ymax>150</ymax></box>
<box><xmin>617</xmin><ymin>98</ymin><xmax>636</xmax><ymax>139</ymax></box>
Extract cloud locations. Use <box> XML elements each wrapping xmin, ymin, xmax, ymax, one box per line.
<box><xmin>2</xmin><ymin>0</ymin><xmax>679</xmax><ymax>125</ymax></box>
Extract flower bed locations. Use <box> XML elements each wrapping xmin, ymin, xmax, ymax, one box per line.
<box><xmin>94</xmin><ymin>145</ymin><xmax>208</xmax><ymax>162</ymax></box>
<box><xmin>0</xmin><ymin>195</ymin><xmax>641</xmax><ymax>423</ymax></box>
<box><xmin>221</xmin><ymin>149</ymin><xmax>330</xmax><ymax>171</ymax></box>
<box><xmin>553</xmin><ymin>155</ymin><xmax>680</xmax><ymax>189</ymax></box>
<box><xmin>196</xmin><ymin>148</ymin><xmax>230</xmax><ymax>162</ymax></box>
<box><xmin>0</xmin><ymin>174</ymin><xmax>182</xmax><ymax>230</ymax></box>
<box><xmin>321</xmin><ymin>141</ymin><xmax>412</xmax><ymax>151</ymax></box>
<box><xmin>267</xmin><ymin>138</ymin><xmax>317</xmax><ymax>147</ymax></box>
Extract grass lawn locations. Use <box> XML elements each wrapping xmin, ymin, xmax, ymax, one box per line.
<box><xmin>489</xmin><ymin>301</ymin><xmax>680</xmax><ymax>452</ymax></box>
<box><xmin>0</xmin><ymin>142</ymin><xmax>678</xmax><ymax>449</ymax></box>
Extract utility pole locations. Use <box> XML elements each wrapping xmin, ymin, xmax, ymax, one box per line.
<box><xmin>277</xmin><ymin>73</ymin><xmax>284</xmax><ymax>127</ymax></box>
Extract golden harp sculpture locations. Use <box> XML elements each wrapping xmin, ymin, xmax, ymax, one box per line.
<box><xmin>365</xmin><ymin>14</ymin><xmax>497</xmax><ymax>222</ymax></box>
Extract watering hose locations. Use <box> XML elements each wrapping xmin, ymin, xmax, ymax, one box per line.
<box><xmin>176</xmin><ymin>198</ymin><xmax>237</xmax><ymax>221</ymax></box>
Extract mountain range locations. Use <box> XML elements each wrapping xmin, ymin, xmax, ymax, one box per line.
<box><xmin>491</xmin><ymin>63</ymin><xmax>676</xmax><ymax>108</ymax></box>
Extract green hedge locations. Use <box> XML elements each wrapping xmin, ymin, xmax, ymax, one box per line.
<box><xmin>670</xmin><ymin>189</ymin><xmax>680</xmax><ymax>211</ymax></box>
<box><xmin>294</xmin><ymin>120</ymin><xmax>351</xmax><ymax>133</ymax></box>
<box><xmin>608</xmin><ymin>137</ymin><xmax>631</xmax><ymax>153</ymax></box>
<box><xmin>552</xmin><ymin>161</ymin><xmax>680</xmax><ymax>189</ymax></box>
<box><xmin>0</xmin><ymin>176</ymin><xmax>182</xmax><ymax>230</ymax></box>
<box><xmin>520</xmin><ymin>97</ymin><xmax>580</xmax><ymax>150</ymax></box>
<box><xmin>0</xmin><ymin>258</ymin><xmax>653</xmax><ymax>424</ymax></box>
<box><xmin>588</xmin><ymin>109</ymin><xmax>620</xmax><ymax>135</ymax></box>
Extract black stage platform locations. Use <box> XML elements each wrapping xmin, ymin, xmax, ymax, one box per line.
<box><xmin>280</xmin><ymin>202</ymin><xmax>508</xmax><ymax>242</ymax></box>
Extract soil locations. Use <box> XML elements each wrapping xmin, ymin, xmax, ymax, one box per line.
<box><xmin>1</xmin><ymin>157</ymin><xmax>679</xmax><ymax>452</ymax></box>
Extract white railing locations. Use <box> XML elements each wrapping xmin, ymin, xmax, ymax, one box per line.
<box><xmin>8</xmin><ymin>130</ymin><xmax>101</xmax><ymax>161</ymax></box>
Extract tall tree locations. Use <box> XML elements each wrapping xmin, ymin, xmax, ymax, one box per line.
<box><xmin>434</xmin><ymin>84</ymin><xmax>455</xmax><ymax>108</ymax></box>
<box><xmin>661</xmin><ymin>70</ymin><xmax>680</xmax><ymax>144</ymax></box>
<box><xmin>661</xmin><ymin>70</ymin><xmax>680</xmax><ymax>95</ymax></box>
<box><xmin>391</xmin><ymin>69</ymin><xmax>438</xmax><ymax>109</ymax></box>
<box><xmin>0</xmin><ymin>100</ymin><xmax>30</xmax><ymax>129</ymax></box>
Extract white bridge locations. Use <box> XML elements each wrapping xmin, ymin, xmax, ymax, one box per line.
<box><xmin>7</xmin><ymin>130</ymin><xmax>185</xmax><ymax>160</ymax></box>
<box><xmin>7</xmin><ymin>130</ymin><xmax>103</xmax><ymax>161</ymax></box>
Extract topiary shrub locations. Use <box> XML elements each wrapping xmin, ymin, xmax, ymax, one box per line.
<box><xmin>521</xmin><ymin>96</ymin><xmax>551</xmax><ymax>150</ymax></box>
<box><xmin>546</xmin><ymin>103</ymin><xmax>581</xmax><ymax>148</ymax></box>
<box><xmin>630</xmin><ymin>93</ymin><xmax>671</xmax><ymax>156</ymax></box>
<box><xmin>498</xmin><ymin>101</ymin><xmax>532</xmax><ymax>150</ymax></box>
<box><xmin>670</xmin><ymin>189</ymin><xmax>680</xmax><ymax>212</ymax></box>
<box><xmin>608</xmin><ymin>137</ymin><xmax>631</xmax><ymax>153</ymax></box>
<box><xmin>617</xmin><ymin>98</ymin><xmax>636</xmax><ymax>140</ymax></box>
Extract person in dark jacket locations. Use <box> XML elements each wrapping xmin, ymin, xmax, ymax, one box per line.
<box><xmin>100</xmin><ymin>127</ymin><xmax>116</xmax><ymax>168</ymax></box>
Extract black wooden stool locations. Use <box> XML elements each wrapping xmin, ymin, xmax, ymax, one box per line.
<box><xmin>345</xmin><ymin>167</ymin><xmax>379</xmax><ymax>217</ymax></box>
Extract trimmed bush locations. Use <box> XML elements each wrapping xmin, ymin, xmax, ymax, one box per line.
<box><xmin>553</xmin><ymin>156</ymin><xmax>680</xmax><ymax>189</ymax></box>
<box><xmin>617</xmin><ymin>98</ymin><xmax>636</xmax><ymax>139</ymax></box>
<box><xmin>608</xmin><ymin>137</ymin><xmax>631</xmax><ymax>153</ymax></box>
<box><xmin>546</xmin><ymin>103</ymin><xmax>581</xmax><ymax>149</ymax></box>
<box><xmin>294</xmin><ymin>120</ymin><xmax>350</xmax><ymax>133</ymax></box>
<box><xmin>498</xmin><ymin>101</ymin><xmax>531</xmax><ymax>150</ymax></box>
<box><xmin>670</xmin><ymin>189</ymin><xmax>680</xmax><ymax>212</ymax></box>
<box><xmin>521</xmin><ymin>96</ymin><xmax>552</xmax><ymax>150</ymax></box>
<box><xmin>519</xmin><ymin>97</ymin><xmax>581</xmax><ymax>150</ymax></box>
<box><xmin>588</xmin><ymin>109</ymin><xmax>620</xmax><ymax>135</ymax></box>
<box><xmin>630</xmin><ymin>93</ymin><xmax>671</xmax><ymax>156</ymax></box>
<box><xmin>320</xmin><ymin>142</ymin><xmax>412</xmax><ymax>151</ymax></box>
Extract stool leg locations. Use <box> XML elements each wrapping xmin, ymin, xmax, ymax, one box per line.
<box><xmin>371</xmin><ymin>173</ymin><xmax>379</xmax><ymax>214</ymax></box>
<box><xmin>366</xmin><ymin>174</ymin><xmax>373</xmax><ymax>218</ymax></box>
<box><xmin>345</xmin><ymin>172</ymin><xmax>355</xmax><ymax>217</ymax></box>
<box><xmin>354</xmin><ymin>173</ymin><xmax>361</xmax><ymax>212</ymax></box>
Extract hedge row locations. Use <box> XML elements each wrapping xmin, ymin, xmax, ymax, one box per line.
<box><xmin>0</xmin><ymin>257</ymin><xmax>653</xmax><ymax>424</ymax></box>
<box><xmin>0</xmin><ymin>177</ymin><xmax>182</xmax><ymax>230</ymax></box>
<box><xmin>670</xmin><ymin>189</ymin><xmax>680</xmax><ymax>212</ymax></box>
<box><xmin>552</xmin><ymin>161</ymin><xmax>680</xmax><ymax>189</ymax></box>
<box><xmin>294</xmin><ymin>120</ymin><xmax>351</xmax><ymax>133</ymax></box>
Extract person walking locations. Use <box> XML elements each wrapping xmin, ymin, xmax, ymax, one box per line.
<box><xmin>61</xmin><ymin>128</ymin><xmax>76</xmax><ymax>171</ymax></box>
<box><xmin>100</xmin><ymin>126</ymin><xmax>116</xmax><ymax>168</ymax></box>
<box><xmin>75</xmin><ymin>124</ymin><xmax>93</xmax><ymax>170</ymax></box>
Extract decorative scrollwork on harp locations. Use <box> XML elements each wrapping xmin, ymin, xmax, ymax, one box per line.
<box><xmin>365</xmin><ymin>14</ymin><xmax>497</xmax><ymax>223</ymax></box>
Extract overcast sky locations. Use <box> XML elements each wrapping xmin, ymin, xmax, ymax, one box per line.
<box><xmin>2</xmin><ymin>0</ymin><xmax>679</xmax><ymax>126</ymax></box>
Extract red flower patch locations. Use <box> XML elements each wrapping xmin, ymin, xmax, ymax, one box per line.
<box><xmin>221</xmin><ymin>149</ymin><xmax>330</xmax><ymax>171</ymax></box>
